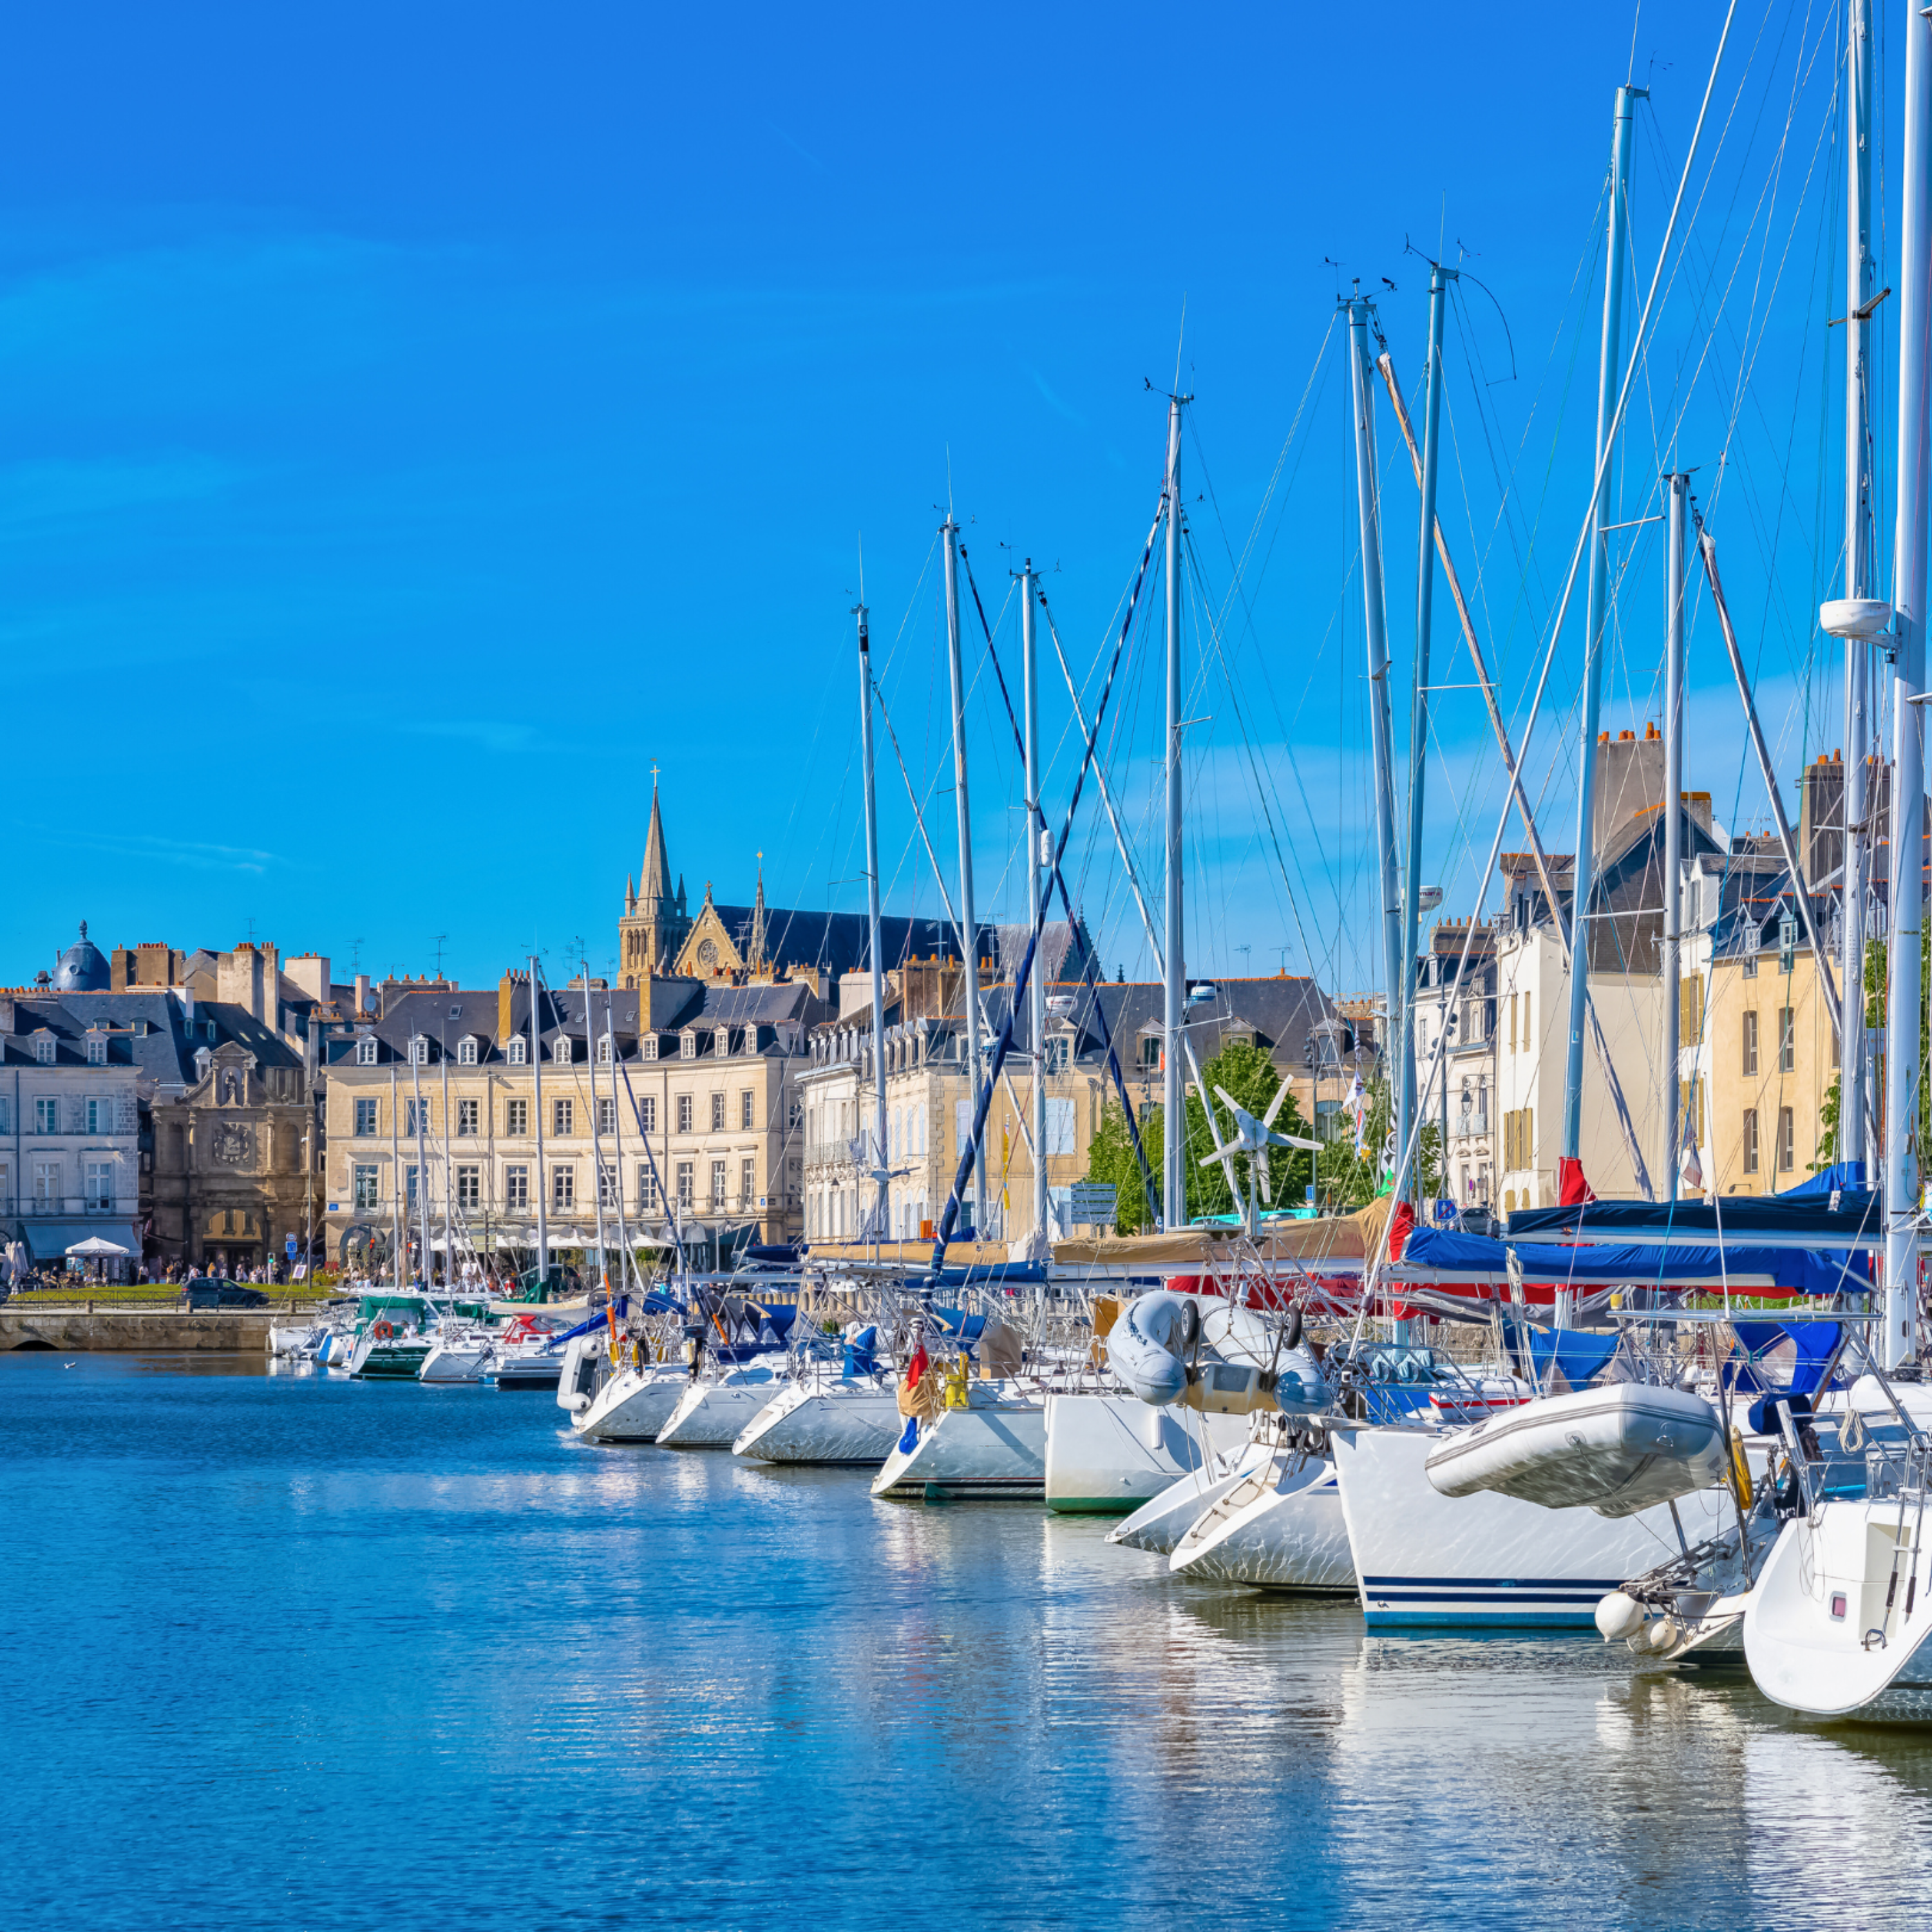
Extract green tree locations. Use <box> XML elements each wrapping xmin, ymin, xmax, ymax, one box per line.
<box><xmin>1286</xmin><ymin>1073</ymin><xmax>1441</xmax><ymax>1215</ymax></box>
<box><xmin>1090</xmin><ymin>1043</ymin><xmax>1422</xmax><ymax>1221</ymax></box>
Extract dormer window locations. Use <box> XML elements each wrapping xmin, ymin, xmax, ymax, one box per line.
<box><xmin>34</xmin><ymin>1034</ymin><xmax>55</xmax><ymax>1066</ymax></box>
<box><xmin>458</xmin><ymin>1036</ymin><xmax>478</xmax><ymax>1066</ymax></box>
<box><xmin>681</xmin><ymin>1031</ymin><xmax>697</xmax><ymax>1060</ymax></box>
<box><xmin>597</xmin><ymin>1034</ymin><xmax>612</xmax><ymax>1065</ymax></box>
<box><xmin>641</xmin><ymin>1034</ymin><xmax>658</xmax><ymax>1061</ymax></box>
<box><xmin>715</xmin><ymin>1028</ymin><xmax>731</xmax><ymax>1057</ymax></box>
<box><xmin>507</xmin><ymin>1037</ymin><xmax>527</xmax><ymax>1066</ymax></box>
<box><xmin>355</xmin><ymin>1036</ymin><xmax>377</xmax><ymax>1066</ymax></box>
<box><xmin>409</xmin><ymin>1036</ymin><xmax>429</xmax><ymax>1065</ymax></box>
<box><xmin>552</xmin><ymin>1036</ymin><xmax>572</xmax><ymax>1065</ymax></box>
<box><xmin>86</xmin><ymin>1034</ymin><xmax>106</xmax><ymax>1066</ymax></box>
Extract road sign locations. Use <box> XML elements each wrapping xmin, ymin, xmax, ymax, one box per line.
<box><xmin>285</xmin><ymin>1233</ymin><xmax>298</xmax><ymax>1259</ymax></box>
<box><xmin>1069</xmin><ymin>1181</ymin><xmax>1118</xmax><ymax>1226</ymax></box>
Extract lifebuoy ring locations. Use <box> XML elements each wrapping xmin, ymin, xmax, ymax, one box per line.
<box><xmin>374</xmin><ymin>1320</ymin><xmax>393</xmax><ymax>1340</ymax></box>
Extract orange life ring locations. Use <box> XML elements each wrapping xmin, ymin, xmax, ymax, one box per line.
<box><xmin>374</xmin><ymin>1320</ymin><xmax>393</xmax><ymax>1340</ymax></box>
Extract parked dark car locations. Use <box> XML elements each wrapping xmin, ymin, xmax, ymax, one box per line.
<box><xmin>1460</xmin><ymin>1206</ymin><xmax>1498</xmax><ymax>1240</ymax></box>
<box><xmin>184</xmin><ymin>1281</ymin><xmax>270</xmax><ymax>1311</ymax></box>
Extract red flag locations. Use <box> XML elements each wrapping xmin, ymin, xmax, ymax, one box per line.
<box><xmin>1557</xmin><ymin>1158</ymin><xmax>1596</xmax><ymax>1206</ymax></box>
<box><xmin>1387</xmin><ymin>1200</ymin><xmax>1416</xmax><ymax>1262</ymax></box>
<box><xmin>906</xmin><ymin>1341</ymin><xmax>929</xmax><ymax>1389</ymax></box>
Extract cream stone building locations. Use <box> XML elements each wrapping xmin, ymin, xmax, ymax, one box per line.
<box><xmin>800</xmin><ymin>959</ymin><xmax>1352</xmax><ymax>1242</ymax></box>
<box><xmin>320</xmin><ymin>972</ymin><xmax>825</xmax><ymax>1272</ymax></box>
<box><xmin>1678</xmin><ymin>844</ymin><xmax>1841</xmax><ymax>1196</ymax></box>
<box><xmin>800</xmin><ymin>983</ymin><xmax>1106</xmax><ymax>1247</ymax></box>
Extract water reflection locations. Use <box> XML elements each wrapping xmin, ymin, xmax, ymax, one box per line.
<box><xmin>12</xmin><ymin>1356</ymin><xmax>1932</xmax><ymax>1931</ymax></box>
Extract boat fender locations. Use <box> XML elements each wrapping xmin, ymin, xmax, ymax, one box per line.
<box><xmin>1595</xmin><ymin>1591</ymin><xmax>1648</xmax><ymax>1643</ymax></box>
<box><xmin>1646</xmin><ymin>1616</ymin><xmax>1682</xmax><ymax>1654</ymax></box>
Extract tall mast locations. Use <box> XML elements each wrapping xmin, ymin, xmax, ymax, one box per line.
<box><xmin>857</xmin><ymin>593</ymin><xmax>889</xmax><ymax>1245</ymax></box>
<box><xmin>942</xmin><ymin>516</ymin><xmax>987</xmax><ymax>1238</ymax></box>
<box><xmin>1886</xmin><ymin>5</ymin><xmax>1932</xmax><ymax>1369</ymax></box>
<box><xmin>605</xmin><ymin>990</ymin><xmax>629</xmax><ymax>1296</ymax></box>
<box><xmin>388</xmin><ymin>1064</ymin><xmax>403</xmax><ymax>1287</ymax></box>
<box><xmin>1022</xmin><ymin>560</ymin><xmax>1049</xmax><ymax>1242</ymax></box>
<box><xmin>1844</xmin><ymin>0</ymin><xmax>1877</xmax><ymax>1168</ymax></box>
<box><xmin>1662</xmin><ymin>471</ymin><xmax>1690</xmax><ymax>1198</ymax></box>
<box><xmin>583</xmin><ymin>953</ymin><xmax>608</xmax><ymax>1293</ymax></box>
<box><xmin>411</xmin><ymin>1034</ymin><xmax>430</xmax><ymax>1291</ymax></box>
<box><xmin>1346</xmin><ymin>293</ymin><xmax>1403</xmax><ymax>1171</ymax></box>
<box><xmin>1562</xmin><ymin>84</ymin><xmax>1643</xmax><ymax>1164</ymax></box>
<box><xmin>1399</xmin><ymin>261</ymin><xmax>1452</xmax><ymax>1206</ymax></box>
<box><xmin>440</xmin><ymin>1018</ymin><xmax>454</xmax><ymax>1284</ymax></box>
<box><xmin>530</xmin><ymin>954</ymin><xmax>547</xmax><ymax>1287</ymax></box>
<box><xmin>1162</xmin><ymin>397</ymin><xmax>1188</xmax><ymax>1231</ymax></box>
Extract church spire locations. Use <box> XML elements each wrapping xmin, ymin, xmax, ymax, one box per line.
<box><xmin>750</xmin><ymin>852</ymin><xmax>768</xmax><ymax>972</ymax></box>
<box><xmin>639</xmin><ymin>764</ymin><xmax>672</xmax><ymax>913</ymax></box>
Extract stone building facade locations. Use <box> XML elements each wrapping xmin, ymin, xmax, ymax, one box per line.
<box><xmin>319</xmin><ymin>974</ymin><xmax>826</xmax><ymax>1270</ymax></box>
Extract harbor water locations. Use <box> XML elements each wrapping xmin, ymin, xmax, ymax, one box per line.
<box><xmin>6</xmin><ymin>1354</ymin><xmax>1932</xmax><ymax>1930</ymax></box>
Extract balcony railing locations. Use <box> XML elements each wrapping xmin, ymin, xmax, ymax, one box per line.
<box><xmin>1454</xmin><ymin>1114</ymin><xmax>1490</xmax><ymax>1141</ymax></box>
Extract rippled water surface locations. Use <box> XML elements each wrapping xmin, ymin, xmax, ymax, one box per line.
<box><xmin>7</xmin><ymin>1353</ymin><xmax>1932</xmax><ymax>1929</ymax></box>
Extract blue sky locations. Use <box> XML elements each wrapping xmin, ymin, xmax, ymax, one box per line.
<box><xmin>0</xmin><ymin>2</ymin><xmax>1874</xmax><ymax>999</ymax></box>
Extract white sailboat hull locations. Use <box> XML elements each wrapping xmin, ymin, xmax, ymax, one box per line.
<box><xmin>870</xmin><ymin>1389</ymin><xmax>1048</xmax><ymax>1501</ymax></box>
<box><xmin>1333</xmin><ymin>1424</ymin><xmax>1734</xmax><ymax>1627</ymax></box>
<box><xmin>1169</xmin><ymin>1452</ymin><xmax>1354</xmax><ymax>1591</ymax></box>
<box><xmin>1043</xmin><ymin>1392</ymin><xmax>1245</xmax><ymax>1515</ymax></box>
<box><xmin>418</xmin><ymin>1340</ymin><xmax>494</xmax><ymax>1383</ymax></box>
<box><xmin>573</xmin><ymin>1366</ymin><xmax>691</xmax><ymax>1443</ymax></box>
<box><xmin>1113</xmin><ymin>1453</ymin><xmax>1275</xmax><ymax>1553</ymax></box>
<box><xmin>656</xmin><ymin>1367</ymin><xmax>784</xmax><ymax>1449</ymax></box>
<box><xmin>1745</xmin><ymin>1499</ymin><xmax>1932</xmax><ymax>1719</ymax></box>
<box><xmin>732</xmin><ymin>1379</ymin><xmax>902</xmax><ymax>1464</ymax></box>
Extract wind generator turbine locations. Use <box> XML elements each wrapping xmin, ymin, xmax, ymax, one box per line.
<box><xmin>1198</xmin><ymin>1074</ymin><xmax>1321</xmax><ymax>1236</ymax></box>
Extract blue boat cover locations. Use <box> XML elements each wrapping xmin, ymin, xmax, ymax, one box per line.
<box><xmin>1730</xmin><ymin>1319</ymin><xmax>1844</xmax><ymax>1399</ymax></box>
<box><xmin>1506</xmin><ymin>1182</ymin><xmax>1880</xmax><ymax>1246</ymax></box>
<box><xmin>1401</xmin><ymin>1224</ymin><xmax>1869</xmax><ymax>1298</ymax></box>
<box><xmin>842</xmin><ymin>1325</ymin><xmax>879</xmax><ymax>1379</ymax></box>
<box><xmin>1525</xmin><ymin>1327</ymin><xmax>1621</xmax><ymax>1388</ymax></box>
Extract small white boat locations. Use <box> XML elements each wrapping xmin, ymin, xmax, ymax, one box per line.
<box><xmin>1042</xmin><ymin>1391</ymin><xmax>1245</xmax><ymax>1514</ymax></box>
<box><xmin>1168</xmin><ymin>1437</ymin><xmax>1354</xmax><ymax>1591</ymax></box>
<box><xmin>269</xmin><ymin>1320</ymin><xmax>319</xmax><ymax>1358</ymax></box>
<box><xmin>1423</xmin><ymin>1383</ymin><xmax>1728</xmax><ymax>1517</ymax></box>
<box><xmin>656</xmin><ymin>1358</ymin><xmax>788</xmax><ymax>1449</ymax></box>
<box><xmin>869</xmin><ymin>1384</ymin><xmax>1048</xmax><ymax>1501</ymax></box>
<box><xmin>732</xmin><ymin>1374</ymin><xmax>902</xmax><ymax>1465</ymax></box>
<box><xmin>418</xmin><ymin>1333</ymin><xmax>496</xmax><ymax>1383</ymax></box>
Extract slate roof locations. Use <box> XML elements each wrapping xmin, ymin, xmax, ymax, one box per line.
<box><xmin>325</xmin><ymin>978</ymin><xmax>829</xmax><ymax>1068</ymax></box>
<box><xmin>708</xmin><ymin>905</ymin><xmax>992</xmax><ymax>981</ymax></box>
<box><xmin>1</xmin><ymin>990</ymin><xmax>301</xmax><ymax>1086</ymax></box>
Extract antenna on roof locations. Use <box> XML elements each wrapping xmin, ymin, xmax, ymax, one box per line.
<box><xmin>431</xmin><ymin>934</ymin><xmax>448</xmax><ymax>978</ymax></box>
